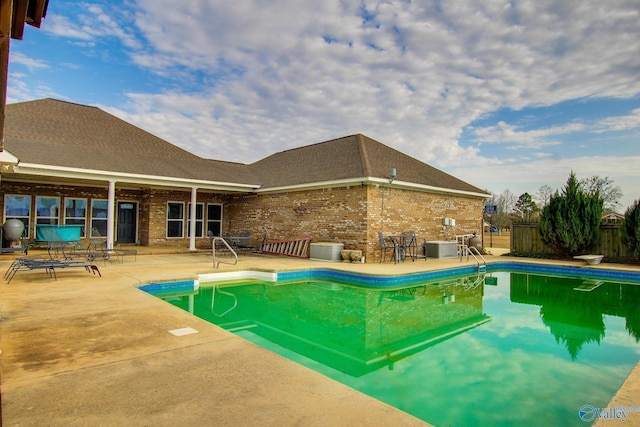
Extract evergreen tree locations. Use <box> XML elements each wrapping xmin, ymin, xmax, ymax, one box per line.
<box><xmin>539</xmin><ymin>172</ymin><xmax>603</xmax><ymax>257</ymax></box>
<box><xmin>621</xmin><ymin>199</ymin><xmax>640</xmax><ymax>259</ymax></box>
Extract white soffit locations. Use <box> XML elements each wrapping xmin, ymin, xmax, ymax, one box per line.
<box><xmin>13</xmin><ymin>162</ymin><xmax>259</xmax><ymax>191</ymax></box>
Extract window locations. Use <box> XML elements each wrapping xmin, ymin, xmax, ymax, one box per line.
<box><xmin>207</xmin><ymin>204</ymin><xmax>223</xmax><ymax>237</ymax></box>
<box><xmin>91</xmin><ymin>199</ymin><xmax>108</xmax><ymax>238</ymax></box>
<box><xmin>35</xmin><ymin>196</ymin><xmax>60</xmax><ymax>225</ymax></box>
<box><xmin>187</xmin><ymin>203</ymin><xmax>204</xmax><ymax>238</ymax></box>
<box><xmin>4</xmin><ymin>195</ymin><xmax>31</xmax><ymax>238</ymax></box>
<box><xmin>65</xmin><ymin>198</ymin><xmax>87</xmax><ymax>237</ymax></box>
<box><xmin>167</xmin><ymin>202</ymin><xmax>184</xmax><ymax>238</ymax></box>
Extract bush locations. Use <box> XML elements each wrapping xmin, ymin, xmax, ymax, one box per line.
<box><xmin>539</xmin><ymin>172</ymin><xmax>603</xmax><ymax>257</ymax></box>
<box><xmin>621</xmin><ymin>199</ymin><xmax>640</xmax><ymax>259</ymax></box>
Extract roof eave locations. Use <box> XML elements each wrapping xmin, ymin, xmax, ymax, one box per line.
<box><xmin>256</xmin><ymin>177</ymin><xmax>491</xmax><ymax>199</ymax></box>
<box><xmin>254</xmin><ymin>178</ymin><xmax>368</xmax><ymax>193</ymax></box>
<box><xmin>380</xmin><ymin>179</ymin><xmax>491</xmax><ymax>199</ymax></box>
<box><xmin>0</xmin><ymin>150</ymin><xmax>19</xmax><ymax>163</ymax></box>
<box><xmin>11</xmin><ymin>163</ymin><xmax>260</xmax><ymax>192</ymax></box>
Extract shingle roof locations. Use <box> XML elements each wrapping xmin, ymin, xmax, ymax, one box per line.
<box><xmin>4</xmin><ymin>98</ymin><xmax>257</xmax><ymax>185</ymax></box>
<box><xmin>4</xmin><ymin>99</ymin><xmax>487</xmax><ymax>196</ymax></box>
<box><xmin>250</xmin><ymin>134</ymin><xmax>487</xmax><ymax>194</ymax></box>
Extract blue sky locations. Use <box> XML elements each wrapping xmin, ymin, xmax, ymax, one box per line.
<box><xmin>7</xmin><ymin>0</ymin><xmax>640</xmax><ymax>210</ymax></box>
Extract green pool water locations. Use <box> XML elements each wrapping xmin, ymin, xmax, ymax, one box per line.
<box><xmin>149</xmin><ymin>271</ymin><xmax>640</xmax><ymax>426</ymax></box>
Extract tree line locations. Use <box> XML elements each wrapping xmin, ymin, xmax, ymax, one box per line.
<box><xmin>484</xmin><ymin>175</ymin><xmax>623</xmax><ymax>229</ymax></box>
<box><xmin>484</xmin><ymin>172</ymin><xmax>640</xmax><ymax>260</ymax></box>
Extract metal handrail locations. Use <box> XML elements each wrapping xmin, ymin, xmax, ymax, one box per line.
<box><xmin>468</xmin><ymin>245</ymin><xmax>486</xmax><ymax>271</ymax></box>
<box><xmin>460</xmin><ymin>244</ymin><xmax>486</xmax><ymax>272</ymax></box>
<box><xmin>212</xmin><ymin>237</ymin><xmax>238</xmax><ymax>269</ymax></box>
<box><xmin>211</xmin><ymin>285</ymin><xmax>238</xmax><ymax>316</ymax></box>
<box><xmin>466</xmin><ymin>271</ymin><xmax>486</xmax><ymax>289</ymax></box>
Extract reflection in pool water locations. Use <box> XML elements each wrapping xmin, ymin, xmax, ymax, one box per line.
<box><xmin>142</xmin><ymin>271</ymin><xmax>640</xmax><ymax>426</ymax></box>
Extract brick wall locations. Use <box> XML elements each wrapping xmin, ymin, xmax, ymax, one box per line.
<box><xmin>0</xmin><ymin>182</ymin><xmax>226</xmax><ymax>248</ymax></box>
<box><xmin>226</xmin><ymin>185</ymin><xmax>368</xmax><ymax>249</ymax></box>
<box><xmin>1</xmin><ymin>181</ymin><xmax>484</xmax><ymax>258</ymax></box>
<box><xmin>228</xmin><ymin>184</ymin><xmax>485</xmax><ymax>262</ymax></box>
<box><xmin>144</xmin><ymin>189</ymin><xmax>227</xmax><ymax>248</ymax></box>
<box><xmin>0</xmin><ymin>181</ymin><xmax>142</xmax><ymax>241</ymax></box>
<box><xmin>366</xmin><ymin>185</ymin><xmax>484</xmax><ymax>262</ymax></box>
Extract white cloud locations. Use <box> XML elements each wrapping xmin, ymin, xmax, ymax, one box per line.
<box><xmin>9</xmin><ymin>52</ymin><xmax>49</xmax><ymax>71</ymax></box>
<box><xmin>594</xmin><ymin>108</ymin><xmax>640</xmax><ymax>133</ymax></box>
<box><xmin>45</xmin><ymin>4</ymin><xmax>140</xmax><ymax>49</ymax></box>
<box><xmin>43</xmin><ymin>14</ymin><xmax>94</xmax><ymax>40</ymax></box>
<box><xmin>101</xmin><ymin>1</ymin><xmax>638</xmax><ymax>161</ymax></box>
<box><xmin>454</xmin><ymin>155</ymin><xmax>640</xmax><ymax>209</ymax></box>
<box><xmin>15</xmin><ymin>0</ymin><xmax>640</xmax><ymax>208</ymax></box>
<box><xmin>471</xmin><ymin>108</ymin><xmax>640</xmax><ymax>147</ymax></box>
<box><xmin>471</xmin><ymin>121</ymin><xmax>584</xmax><ymax>148</ymax></box>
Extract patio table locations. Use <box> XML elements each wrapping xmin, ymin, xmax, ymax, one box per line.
<box><xmin>389</xmin><ymin>232</ymin><xmax>427</xmax><ymax>263</ymax></box>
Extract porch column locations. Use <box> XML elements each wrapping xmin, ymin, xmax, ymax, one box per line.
<box><xmin>189</xmin><ymin>187</ymin><xmax>197</xmax><ymax>251</ymax></box>
<box><xmin>107</xmin><ymin>180</ymin><xmax>116</xmax><ymax>250</ymax></box>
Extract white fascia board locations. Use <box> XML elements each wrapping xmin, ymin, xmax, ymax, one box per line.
<box><xmin>375</xmin><ymin>178</ymin><xmax>492</xmax><ymax>199</ymax></box>
<box><xmin>0</xmin><ymin>150</ymin><xmax>19</xmax><ymax>164</ymax></box>
<box><xmin>257</xmin><ymin>176</ymin><xmax>491</xmax><ymax>199</ymax></box>
<box><xmin>14</xmin><ymin>163</ymin><xmax>259</xmax><ymax>191</ymax></box>
<box><xmin>254</xmin><ymin>177</ymin><xmax>371</xmax><ymax>193</ymax></box>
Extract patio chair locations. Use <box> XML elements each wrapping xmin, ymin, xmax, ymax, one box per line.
<box><xmin>82</xmin><ymin>228</ymin><xmax>137</xmax><ymax>263</ymax></box>
<box><xmin>223</xmin><ymin>230</ymin><xmax>252</xmax><ymax>250</ymax></box>
<box><xmin>401</xmin><ymin>231</ymin><xmax>419</xmax><ymax>262</ymax></box>
<box><xmin>4</xmin><ymin>256</ymin><xmax>101</xmax><ymax>284</ymax></box>
<box><xmin>378</xmin><ymin>231</ymin><xmax>397</xmax><ymax>263</ymax></box>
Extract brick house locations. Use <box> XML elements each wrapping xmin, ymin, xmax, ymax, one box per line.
<box><xmin>0</xmin><ymin>98</ymin><xmax>489</xmax><ymax>262</ymax></box>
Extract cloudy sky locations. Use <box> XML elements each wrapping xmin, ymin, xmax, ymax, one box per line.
<box><xmin>8</xmin><ymin>0</ymin><xmax>640</xmax><ymax>210</ymax></box>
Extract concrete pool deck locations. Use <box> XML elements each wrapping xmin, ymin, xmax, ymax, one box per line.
<box><xmin>0</xmin><ymin>248</ymin><xmax>639</xmax><ymax>426</ymax></box>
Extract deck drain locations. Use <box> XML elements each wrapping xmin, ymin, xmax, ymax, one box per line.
<box><xmin>169</xmin><ymin>327</ymin><xmax>199</xmax><ymax>336</ymax></box>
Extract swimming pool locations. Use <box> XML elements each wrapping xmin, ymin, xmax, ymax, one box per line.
<box><xmin>140</xmin><ymin>263</ymin><xmax>640</xmax><ymax>426</ymax></box>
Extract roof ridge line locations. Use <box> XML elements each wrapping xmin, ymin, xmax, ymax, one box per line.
<box><xmin>356</xmin><ymin>134</ymin><xmax>372</xmax><ymax>176</ymax></box>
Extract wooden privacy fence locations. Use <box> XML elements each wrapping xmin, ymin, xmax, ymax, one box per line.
<box><xmin>511</xmin><ymin>224</ymin><xmax>634</xmax><ymax>259</ymax></box>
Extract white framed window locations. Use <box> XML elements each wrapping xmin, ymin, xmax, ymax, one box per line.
<box><xmin>35</xmin><ymin>196</ymin><xmax>60</xmax><ymax>225</ymax></box>
<box><xmin>187</xmin><ymin>203</ymin><xmax>204</xmax><ymax>238</ymax></box>
<box><xmin>90</xmin><ymin>199</ymin><xmax>108</xmax><ymax>238</ymax></box>
<box><xmin>167</xmin><ymin>202</ymin><xmax>184</xmax><ymax>238</ymax></box>
<box><xmin>4</xmin><ymin>194</ymin><xmax>31</xmax><ymax>238</ymax></box>
<box><xmin>65</xmin><ymin>198</ymin><xmax>87</xmax><ymax>237</ymax></box>
<box><xmin>206</xmin><ymin>203</ymin><xmax>223</xmax><ymax>237</ymax></box>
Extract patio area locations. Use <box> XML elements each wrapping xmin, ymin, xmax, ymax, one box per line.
<box><xmin>0</xmin><ymin>248</ymin><xmax>638</xmax><ymax>426</ymax></box>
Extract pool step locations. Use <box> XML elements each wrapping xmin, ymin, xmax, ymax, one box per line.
<box><xmin>218</xmin><ymin>320</ymin><xmax>258</xmax><ymax>332</ymax></box>
<box><xmin>573</xmin><ymin>281</ymin><xmax>604</xmax><ymax>292</ymax></box>
<box><xmin>228</xmin><ymin>324</ymin><xmax>258</xmax><ymax>333</ymax></box>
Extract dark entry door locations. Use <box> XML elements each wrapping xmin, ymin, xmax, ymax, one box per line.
<box><xmin>117</xmin><ymin>202</ymin><xmax>137</xmax><ymax>244</ymax></box>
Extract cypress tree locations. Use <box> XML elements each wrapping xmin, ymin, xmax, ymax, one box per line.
<box><xmin>539</xmin><ymin>172</ymin><xmax>603</xmax><ymax>257</ymax></box>
<box><xmin>621</xmin><ymin>199</ymin><xmax>640</xmax><ymax>259</ymax></box>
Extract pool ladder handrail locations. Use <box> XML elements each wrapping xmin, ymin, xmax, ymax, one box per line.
<box><xmin>467</xmin><ymin>272</ymin><xmax>486</xmax><ymax>289</ymax></box>
<box><xmin>211</xmin><ymin>285</ymin><xmax>238</xmax><ymax>316</ymax></box>
<box><xmin>212</xmin><ymin>237</ymin><xmax>238</xmax><ymax>269</ymax></box>
<box><xmin>460</xmin><ymin>244</ymin><xmax>487</xmax><ymax>273</ymax></box>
